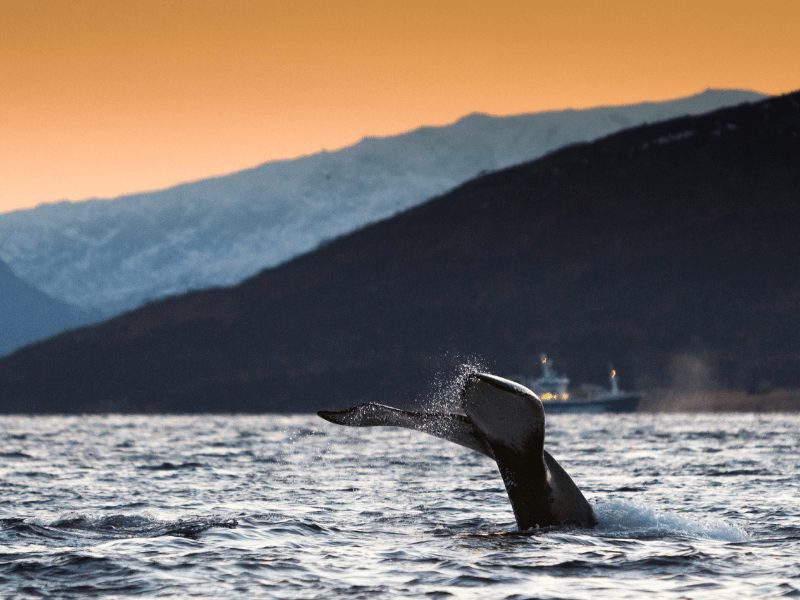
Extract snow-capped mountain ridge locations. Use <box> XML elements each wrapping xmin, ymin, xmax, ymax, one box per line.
<box><xmin>0</xmin><ymin>89</ymin><xmax>763</xmax><ymax>314</ymax></box>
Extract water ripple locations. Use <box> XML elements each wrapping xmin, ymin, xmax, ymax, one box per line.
<box><xmin>0</xmin><ymin>413</ymin><xmax>796</xmax><ymax>597</ymax></box>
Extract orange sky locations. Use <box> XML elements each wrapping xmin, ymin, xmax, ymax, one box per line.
<box><xmin>1</xmin><ymin>0</ymin><xmax>798</xmax><ymax>213</ymax></box>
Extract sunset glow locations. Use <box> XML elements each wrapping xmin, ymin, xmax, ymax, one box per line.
<box><xmin>1</xmin><ymin>0</ymin><xmax>798</xmax><ymax>213</ymax></box>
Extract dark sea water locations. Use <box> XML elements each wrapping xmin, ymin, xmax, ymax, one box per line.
<box><xmin>1</xmin><ymin>412</ymin><xmax>798</xmax><ymax>598</ymax></box>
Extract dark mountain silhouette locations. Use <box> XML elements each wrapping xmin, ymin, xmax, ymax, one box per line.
<box><xmin>1</xmin><ymin>91</ymin><xmax>798</xmax><ymax>413</ymax></box>
<box><xmin>0</xmin><ymin>260</ymin><xmax>98</xmax><ymax>357</ymax></box>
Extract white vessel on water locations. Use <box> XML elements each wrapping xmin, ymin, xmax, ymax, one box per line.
<box><xmin>517</xmin><ymin>355</ymin><xmax>640</xmax><ymax>413</ymax></box>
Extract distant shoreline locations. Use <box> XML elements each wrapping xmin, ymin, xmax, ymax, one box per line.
<box><xmin>639</xmin><ymin>388</ymin><xmax>800</xmax><ymax>412</ymax></box>
<box><xmin>1</xmin><ymin>389</ymin><xmax>800</xmax><ymax>416</ymax></box>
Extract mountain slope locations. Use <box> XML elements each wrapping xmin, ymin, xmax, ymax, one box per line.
<box><xmin>0</xmin><ymin>90</ymin><xmax>761</xmax><ymax>314</ymax></box>
<box><xmin>0</xmin><ymin>259</ymin><xmax>97</xmax><ymax>357</ymax></box>
<box><xmin>0</xmin><ymin>91</ymin><xmax>797</xmax><ymax>414</ymax></box>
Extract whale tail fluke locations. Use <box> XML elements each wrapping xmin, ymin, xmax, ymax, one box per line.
<box><xmin>318</xmin><ymin>403</ymin><xmax>401</xmax><ymax>427</ymax></box>
<box><xmin>318</xmin><ymin>403</ymin><xmax>492</xmax><ymax>456</ymax></box>
<box><xmin>317</xmin><ymin>372</ymin><xmax>596</xmax><ymax>530</ymax></box>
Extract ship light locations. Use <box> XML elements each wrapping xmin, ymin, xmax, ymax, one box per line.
<box><xmin>539</xmin><ymin>392</ymin><xmax>570</xmax><ymax>402</ymax></box>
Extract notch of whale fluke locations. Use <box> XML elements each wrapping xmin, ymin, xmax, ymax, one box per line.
<box><xmin>318</xmin><ymin>371</ymin><xmax>596</xmax><ymax>530</ymax></box>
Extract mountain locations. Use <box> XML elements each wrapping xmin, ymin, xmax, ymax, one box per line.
<box><xmin>0</xmin><ymin>91</ymin><xmax>797</xmax><ymax>414</ymax></box>
<box><xmin>0</xmin><ymin>259</ymin><xmax>97</xmax><ymax>357</ymax></box>
<box><xmin>0</xmin><ymin>89</ymin><xmax>762</xmax><ymax>315</ymax></box>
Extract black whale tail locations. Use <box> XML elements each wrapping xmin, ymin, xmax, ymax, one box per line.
<box><xmin>318</xmin><ymin>371</ymin><xmax>596</xmax><ymax>530</ymax></box>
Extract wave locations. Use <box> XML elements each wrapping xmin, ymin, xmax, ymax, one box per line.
<box><xmin>1</xmin><ymin>513</ymin><xmax>238</xmax><ymax>541</ymax></box>
<box><xmin>593</xmin><ymin>498</ymin><xmax>749</xmax><ymax>542</ymax></box>
<box><xmin>138</xmin><ymin>461</ymin><xmax>206</xmax><ymax>470</ymax></box>
<box><xmin>0</xmin><ymin>451</ymin><xmax>33</xmax><ymax>459</ymax></box>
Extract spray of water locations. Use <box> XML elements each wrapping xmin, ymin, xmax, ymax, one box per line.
<box><xmin>394</xmin><ymin>358</ymin><xmax>489</xmax><ymax>443</ymax></box>
<box><xmin>422</xmin><ymin>357</ymin><xmax>489</xmax><ymax>414</ymax></box>
<box><xmin>593</xmin><ymin>498</ymin><xmax>749</xmax><ymax>542</ymax></box>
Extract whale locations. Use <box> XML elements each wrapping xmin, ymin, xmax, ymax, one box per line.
<box><xmin>318</xmin><ymin>371</ymin><xmax>596</xmax><ymax>530</ymax></box>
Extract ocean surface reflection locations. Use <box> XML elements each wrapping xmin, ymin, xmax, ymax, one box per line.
<box><xmin>1</xmin><ymin>413</ymin><xmax>797</xmax><ymax>598</ymax></box>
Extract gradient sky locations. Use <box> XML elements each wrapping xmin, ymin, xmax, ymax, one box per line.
<box><xmin>1</xmin><ymin>0</ymin><xmax>798</xmax><ymax>213</ymax></box>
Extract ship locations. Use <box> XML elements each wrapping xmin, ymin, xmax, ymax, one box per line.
<box><xmin>515</xmin><ymin>354</ymin><xmax>640</xmax><ymax>414</ymax></box>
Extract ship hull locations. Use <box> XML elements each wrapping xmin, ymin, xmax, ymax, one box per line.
<box><xmin>542</xmin><ymin>394</ymin><xmax>640</xmax><ymax>414</ymax></box>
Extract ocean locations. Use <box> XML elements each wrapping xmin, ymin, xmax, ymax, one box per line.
<box><xmin>1</xmin><ymin>412</ymin><xmax>797</xmax><ymax>598</ymax></box>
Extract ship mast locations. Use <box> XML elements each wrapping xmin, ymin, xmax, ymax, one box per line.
<box><xmin>609</xmin><ymin>365</ymin><xmax>620</xmax><ymax>395</ymax></box>
<box><xmin>540</xmin><ymin>353</ymin><xmax>554</xmax><ymax>378</ymax></box>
